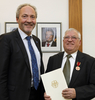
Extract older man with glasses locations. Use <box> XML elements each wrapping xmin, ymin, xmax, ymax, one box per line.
<box><xmin>44</xmin><ymin>28</ymin><xmax>95</xmax><ymax>100</ymax></box>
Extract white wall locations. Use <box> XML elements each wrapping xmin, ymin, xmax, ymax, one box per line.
<box><xmin>83</xmin><ymin>0</ymin><xmax>95</xmax><ymax>58</ymax></box>
<box><xmin>82</xmin><ymin>1</ymin><xmax>95</xmax><ymax>98</ymax></box>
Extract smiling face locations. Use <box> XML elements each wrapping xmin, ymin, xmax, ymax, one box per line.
<box><xmin>63</xmin><ymin>30</ymin><xmax>81</xmax><ymax>54</ymax></box>
<box><xmin>16</xmin><ymin>6</ymin><xmax>36</xmax><ymax>36</ymax></box>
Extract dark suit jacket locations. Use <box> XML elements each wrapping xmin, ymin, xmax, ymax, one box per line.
<box><xmin>46</xmin><ymin>51</ymin><xmax>95</xmax><ymax>100</ymax></box>
<box><xmin>0</xmin><ymin>29</ymin><xmax>44</xmax><ymax>100</ymax></box>
<box><xmin>42</xmin><ymin>41</ymin><xmax>56</xmax><ymax>47</ymax></box>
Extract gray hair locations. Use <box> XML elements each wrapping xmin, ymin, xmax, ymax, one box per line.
<box><xmin>16</xmin><ymin>3</ymin><xmax>37</xmax><ymax>18</ymax></box>
<box><xmin>65</xmin><ymin>28</ymin><xmax>81</xmax><ymax>40</ymax></box>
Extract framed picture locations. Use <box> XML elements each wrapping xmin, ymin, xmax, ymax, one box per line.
<box><xmin>5</xmin><ymin>22</ymin><xmax>36</xmax><ymax>35</ymax></box>
<box><xmin>37</xmin><ymin>22</ymin><xmax>62</xmax><ymax>53</ymax></box>
<box><xmin>5</xmin><ymin>22</ymin><xmax>18</xmax><ymax>33</ymax></box>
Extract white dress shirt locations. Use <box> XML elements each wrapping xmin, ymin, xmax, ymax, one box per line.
<box><xmin>45</xmin><ymin>41</ymin><xmax>53</xmax><ymax>47</ymax></box>
<box><xmin>18</xmin><ymin>28</ymin><xmax>41</xmax><ymax>86</ymax></box>
<box><xmin>61</xmin><ymin>51</ymin><xmax>78</xmax><ymax>81</ymax></box>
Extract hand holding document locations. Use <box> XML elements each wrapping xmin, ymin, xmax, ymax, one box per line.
<box><xmin>41</xmin><ymin>68</ymin><xmax>72</xmax><ymax>100</ymax></box>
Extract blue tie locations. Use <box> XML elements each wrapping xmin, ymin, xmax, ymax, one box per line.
<box><xmin>26</xmin><ymin>36</ymin><xmax>39</xmax><ymax>90</ymax></box>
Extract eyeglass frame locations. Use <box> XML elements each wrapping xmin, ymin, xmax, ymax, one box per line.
<box><xmin>63</xmin><ymin>36</ymin><xmax>80</xmax><ymax>40</ymax></box>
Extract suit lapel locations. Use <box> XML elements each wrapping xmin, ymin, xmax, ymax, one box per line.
<box><xmin>55</xmin><ymin>52</ymin><xmax>64</xmax><ymax>69</ymax></box>
<box><xmin>32</xmin><ymin>35</ymin><xmax>41</xmax><ymax>53</ymax></box>
<box><xmin>14</xmin><ymin>29</ymin><xmax>30</xmax><ymax>71</ymax></box>
<box><xmin>69</xmin><ymin>51</ymin><xmax>84</xmax><ymax>87</ymax></box>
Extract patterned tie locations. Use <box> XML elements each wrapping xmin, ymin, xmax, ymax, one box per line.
<box><xmin>63</xmin><ymin>55</ymin><xmax>71</xmax><ymax>85</ymax></box>
<box><xmin>26</xmin><ymin>36</ymin><xmax>39</xmax><ymax>90</ymax></box>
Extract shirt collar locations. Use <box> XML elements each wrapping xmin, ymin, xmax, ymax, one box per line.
<box><xmin>18</xmin><ymin>28</ymin><xmax>32</xmax><ymax>40</ymax></box>
<box><xmin>46</xmin><ymin>41</ymin><xmax>53</xmax><ymax>45</ymax></box>
<box><xmin>63</xmin><ymin>51</ymin><xmax>78</xmax><ymax>60</ymax></box>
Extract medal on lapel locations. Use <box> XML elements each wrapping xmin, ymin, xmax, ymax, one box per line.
<box><xmin>76</xmin><ymin>62</ymin><xmax>81</xmax><ymax>71</ymax></box>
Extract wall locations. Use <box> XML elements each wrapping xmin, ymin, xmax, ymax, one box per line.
<box><xmin>83</xmin><ymin>0</ymin><xmax>95</xmax><ymax>58</ymax></box>
<box><xmin>82</xmin><ymin>1</ymin><xmax>95</xmax><ymax>100</ymax></box>
<box><xmin>82</xmin><ymin>0</ymin><xmax>95</xmax><ymax>98</ymax></box>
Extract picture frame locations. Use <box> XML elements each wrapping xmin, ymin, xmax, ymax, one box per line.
<box><xmin>5</xmin><ymin>22</ymin><xmax>36</xmax><ymax>35</ymax></box>
<box><xmin>37</xmin><ymin>22</ymin><xmax>62</xmax><ymax>53</ymax></box>
<box><xmin>5</xmin><ymin>22</ymin><xmax>18</xmax><ymax>33</ymax></box>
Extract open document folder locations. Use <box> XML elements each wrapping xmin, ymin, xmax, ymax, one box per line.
<box><xmin>41</xmin><ymin>68</ymin><xmax>72</xmax><ymax>100</ymax></box>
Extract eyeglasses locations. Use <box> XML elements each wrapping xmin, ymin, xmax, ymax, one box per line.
<box><xmin>63</xmin><ymin>36</ymin><xmax>80</xmax><ymax>40</ymax></box>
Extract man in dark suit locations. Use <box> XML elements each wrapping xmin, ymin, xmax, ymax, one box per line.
<box><xmin>42</xmin><ymin>28</ymin><xmax>56</xmax><ymax>47</ymax></box>
<box><xmin>0</xmin><ymin>4</ymin><xmax>44</xmax><ymax>100</ymax></box>
<box><xmin>44</xmin><ymin>28</ymin><xmax>95</xmax><ymax>100</ymax></box>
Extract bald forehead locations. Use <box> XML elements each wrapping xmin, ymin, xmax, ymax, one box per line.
<box><xmin>20</xmin><ymin>5</ymin><xmax>34</xmax><ymax>11</ymax></box>
<box><xmin>65</xmin><ymin>30</ymin><xmax>78</xmax><ymax>36</ymax></box>
<box><xmin>20</xmin><ymin>5</ymin><xmax>36</xmax><ymax>17</ymax></box>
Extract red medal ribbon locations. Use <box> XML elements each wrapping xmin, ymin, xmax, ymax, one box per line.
<box><xmin>77</xmin><ymin>62</ymin><xmax>81</xmax><ymax>66</ymax></box>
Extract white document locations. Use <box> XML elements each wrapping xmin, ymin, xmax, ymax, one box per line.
<box><xmin>41</xmin><ymin>68</ymin><xmax>72</xmax><ymax>100</ymax></box>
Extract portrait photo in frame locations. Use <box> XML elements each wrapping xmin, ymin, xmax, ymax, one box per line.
<box><xmin>5</xmin><ymin>22</ymin><xmax>36</xmax><ymax>35</ymax></box>
<box><xmin>37</xmin><ymin>22</ymin><xmax>62</xmax><ymax>53</ymax></box>
<box><xmin>5</xmin><ymin>22</ymin><xmax>18</xmax><ymax>33</ymax></box>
